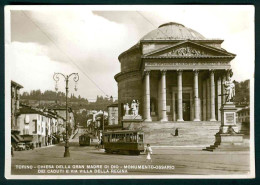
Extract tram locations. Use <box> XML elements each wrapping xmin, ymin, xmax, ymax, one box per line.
<box><xmin>102</xmin><ymin>130</ymin><xmax>144</xmax><ymax>155</ymax></box>
<box><xmin>79</xmin><ymin>134</ymin><xmax>99</xmax><ymax>146</ymax></box>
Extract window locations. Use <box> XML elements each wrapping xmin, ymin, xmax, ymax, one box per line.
<box><xmin>33</xmin><ymin>120</ymin><xmax>37</xmax><ymax>133</ymax></box>
<box><xmin>138</xmin><ymin>134</ymin><xmax>143</xmax><ymax>143</ymax></box>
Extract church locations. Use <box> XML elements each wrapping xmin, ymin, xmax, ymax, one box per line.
<box><xmin>115</xmin><ymin>22</ymin><xmax>235</xmax><ymax>123</ymax></box>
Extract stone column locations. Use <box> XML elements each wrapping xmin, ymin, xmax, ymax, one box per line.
<box><xmin>158</xmin><ymin>75</ymin><xmax>161</xmax><ymax>119</ymax></box>
<box><xmin>210</xmin><ymin>70</ymin><xmax>216</xmax><ymax>121</ymax></box>
<box><xmin>177</xmin><ymin>70</ymin><xmax>184</xmax><ymax>121</ymax></box>
<box><xmin>221</xmin><ymin>75</ymin><xmax>226</xmax><ymax>106</ymax></box>
<box><xmin>206</xmin><ymin>78</ymin><xmax>211</xmax><ymax>120</ymax></box>
<box><xmin>202</xmin><ymin>80</ymin><xmax>207</xmax><ymax>121</ymax></box>
<box><xmin>160</xmin><ymin>70</ymin><xmax>167</xmax><ymax>122</ymax></box>
<box><xmin>144</xmin><ymin>70</ymin><xmax>152</xmax><ymax>121</ymax></box>
<box><xmin>194</xmin><ymin>70</ymin><xmax>200</xmax><ymax>121</ymax></box>
<box><xmin>172</xmin><ymin>91</ymin><xmax>176</xmax><ymax>121</ymax></box>
<box><xmin>217</xmin><ymin>77</ymin><xmax>222</xmax><ymax>121</ymax></box>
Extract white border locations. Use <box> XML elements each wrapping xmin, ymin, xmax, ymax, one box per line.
<box><xmin>4</xmin><ymin>5</ymin><xmax>255</xmax><ymax>179</ymax></box>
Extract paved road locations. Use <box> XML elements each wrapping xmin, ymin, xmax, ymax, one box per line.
<box><xmin>11</xmin><ymin>143</ymin><xmax>250</xmax><ymax>176</ymax></box>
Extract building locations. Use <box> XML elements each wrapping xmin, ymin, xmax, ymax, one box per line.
<box><xmin>11</xmin><ymin>80</ymin><xmax>23</xmax><ymax>133</ymax></box>
<box><xmin>16</xmin><ymin>105</ymin><xmax>59</xmax><ymax>147</ymax></box>
<box><xmin>115</xmin><ymin>22</ymin><xmax>236</xmax><ymax>123</ymax></box>
<box><xmin>114</xmin><ymin>22</ymin><xmax>237</xmax><ymax>146</ymax></box>
<box><xmin>47</xmin><ymin>107</ymin><xmax>75</xmax><ymax>133</ymax></box>
<box><xmin>237</xmin><ymin>107</ymin><xmax>250</xmax><ymax>123</ymax></box>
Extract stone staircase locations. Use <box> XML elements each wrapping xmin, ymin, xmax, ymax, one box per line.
<box><xmin>204</xmin><ymin>134</ymin><xmax>250</xmax><ymax>152</ymax></box>
<box><xmin>123</xmin><ymin>121</ymin><xmax>221</xmax><ymax>146</ymax></box>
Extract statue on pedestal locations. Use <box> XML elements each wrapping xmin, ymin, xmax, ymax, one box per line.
<box><xmin>136</xmin><ymin>100</ymin><xmax>139</xmax><ymax>116</ymax></box>
<box><xmin>224</xmin><ymin>75</ymin><xmax>235</xmax><ymax>102</ymax></box>
<box><xmin>122</xmin><ymin>100</ymin><xmax>142</xmax><ymax>121</ymax></box>
<box><xmin>131</xmin><ymin>100</ymin><xmax>137</xmax><ymax>115</ymax></box>
<box><xmin>124</xmin><ymin>103</ymin><xmax>130</xmax><ymax>116</ymax></box>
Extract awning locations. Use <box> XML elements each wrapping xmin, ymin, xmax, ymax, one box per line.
<box><xmin>11</xmin><ymin>134</ymin><xmax>19</xmax><ymax>143</ymax></box>
<box><xmin>51</xmin><ymin>135</ymin><xmax>56</xmax><ymax>139</ymax></box>
<box><xmin>21</xmin><ymin>135</ymin><xmax>33</xmax><ymax>142</ymax></box>
<box><xmin>15</xmin><ymin>134</ymin><xmax>24</xmax><ymax>141</ymax></box>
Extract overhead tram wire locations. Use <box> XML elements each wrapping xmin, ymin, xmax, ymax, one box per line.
<box><xmin>136</xmin><ymin>11</ymin><xmax>170</xmax><ymax>38</ymax></box>
<box><xmin>21</xmin><ymin>11</ymin><xmax>109</xmax><ymax>97</ymax></box>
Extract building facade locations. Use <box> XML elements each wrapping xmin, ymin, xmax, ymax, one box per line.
<box><xmin>11</xmin><ymin>81</ymin><xmax>23</xmax><ymax>132</ymax></box>
<box><xmin>115</xmin><ymin>22</ymin><xmax>236</xmax><ymax>123</ymax></box>
<box><xmin>237</xmin><ymin>107</ymin><xmax>250</xmax><ymax>123</ymax></box>
<box><xmin>16</xmin><ymin>105</ymin><xmax>60</xmax><ymax>147</ymax></box>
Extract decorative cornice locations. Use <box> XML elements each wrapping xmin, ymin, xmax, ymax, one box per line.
<box><xmin>193</xmin><ymin>69</ymin><xmax>199</xmax><ymax>74</ymax></box>
<box><xmin>160</xmin><ymin>69</ymin><xmax>167</xmax><ymax>75</ymax></box>
<box><xmin>143</xmin><ymin>40</ymin><xmax>236</xmax><ymax>58</ymax></box>
<box><xmin>177</xmin><ymin>69</ymin><xmax>183</xmax><ymax>74</ymax></box>
<box><xmin>142</xmin><ymin>56</ymin><xmax>234</xmax><ymax>59</ymax></box>
<box><xmin>114</xmin><ymin>70</ymin><xmax>141</xmax><ymax>82</ymax></box>
<box><xmin>144</xmin><ymin>70</ymin><xmax>150</xmax><ymax>75</ymax></box>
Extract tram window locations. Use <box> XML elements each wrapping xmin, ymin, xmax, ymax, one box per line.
<box><xmin>133</xmin><ymin>134</ymin><xmax>137</xmax><ymax>142</ymax></box>
<box><xmin>138</xmin><ymin>134</ymin><xmax>143</xmax><ymax>142</ymax></box>
<box><xmin>126</xmin><ymin>134</ymin><xmax>130</xmax><ymax>142</ymax></box>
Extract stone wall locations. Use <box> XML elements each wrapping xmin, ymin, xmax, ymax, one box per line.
<box><xmin>119</xmin><ymin>48</ymin><xmax>141</xmax><ymax>72</ymax></box>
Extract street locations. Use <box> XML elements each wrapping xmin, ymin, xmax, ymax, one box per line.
<box><xmin>11</xmin><ymin>143</ymin><xmax>250</xmax><ymax>176</ymax></box>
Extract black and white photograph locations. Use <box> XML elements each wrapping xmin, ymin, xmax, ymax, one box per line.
<box><xmin>4</xmin><ymin>5</ymin><xmax>255</xmax><ymax>179</ymax></box>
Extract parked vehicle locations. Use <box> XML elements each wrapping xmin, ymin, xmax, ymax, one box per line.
<box><xmin>103</xmin><ymin>130</ymin><xmax>144</xmax><ymax>155</ymax></box>
<box><xmin>16</xmin><ymin>142</ymin><xmax>26</xmax><ymax>151</ymax></box>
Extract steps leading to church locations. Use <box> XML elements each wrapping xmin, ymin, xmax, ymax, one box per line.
<box><xmin>123</xmin><ymin>121</ymin><xmax>221</xmax><ymax>146</ymax></box>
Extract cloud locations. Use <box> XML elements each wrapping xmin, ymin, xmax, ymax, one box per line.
<box><xmin>8</xmin><ymin>6</ymin><xmax>254</xmax><ymax>101</ymax></box>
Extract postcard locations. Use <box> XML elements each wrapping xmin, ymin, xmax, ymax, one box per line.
<box><xmin>4</xmin><ymin>5</ymin><xmax>255</xmax><ymax>179</ymax></box>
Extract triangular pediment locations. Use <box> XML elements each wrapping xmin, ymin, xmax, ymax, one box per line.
<box><xmin>143</xmin><ymin>41</ymin><xmax>235</xmax><ymax>58</ymax></box>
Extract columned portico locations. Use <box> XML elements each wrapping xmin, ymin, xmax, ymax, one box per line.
<box><xmin>140</xmin><ymin>69</ymin><xmax>229</xmax><ymax>122</ymax></box>
<box><xmin>177</xmin><ymin>70</ymin><xmax>184</xmax><ymax>122</ymax></box>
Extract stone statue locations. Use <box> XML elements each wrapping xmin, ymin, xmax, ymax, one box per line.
<box><xmin>224</xmin><ymin>75</ymin><xmax>235</xmax><ymax>102</ymax></box>
<box><xmin>136</xmin><ymin>100</ymin><xmax>139</xmax><ymax>116</ymax></box>
<box><xmin>124</xmin><ymin>103</ymin><xmax>130</xmax><ymax>116</ymax></box>
<box><xmin>131</xmin><ymin>100</ymin><xmax>137</xmax><ymax>115</ymax></box>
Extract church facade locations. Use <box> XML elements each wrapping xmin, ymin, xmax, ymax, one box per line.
<box><xmin>115</xmin><ymin>22</ymin><xmax>235</xmax><ymax>124</ymax></box>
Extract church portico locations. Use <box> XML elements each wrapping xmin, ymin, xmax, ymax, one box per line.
<box><xmin>142</xmin><ymin>68</ymin><xmax>230</xmax><ymax>122</ymax></box>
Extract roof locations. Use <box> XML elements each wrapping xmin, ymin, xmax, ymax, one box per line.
<box><xmin>11</xmin><ymin>80</ymin><xmax>23</xmax><ymax>89</ymax></box>
<box><xmin>237</xmin><ymin>107</ymin><xmax>250</xmax><ymax>113</ymax></box>
<box><xmin>141</xmin><ymin>22</ymin><xmax>207</xmax><ymax>41</ymax></box>
<box><xmin>80</xmin><ymin>134</ymin><xmax>97</xmax><ymax>139</ymax></box>
<box><xmin>17</xmin><ymin>106</ymin><xmax>58</xmax><ymax>119</ymax></box>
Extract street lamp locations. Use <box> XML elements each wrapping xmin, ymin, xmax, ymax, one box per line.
<box><xmin>53</xmin><ymin>72</ymin><xmax>79</xmax><ymax>157</ymax></box>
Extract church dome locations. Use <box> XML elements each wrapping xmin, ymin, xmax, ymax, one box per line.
<box><xmin>141</xmin><ymin>22</ymin><xmax>206</xmax><ymax>40</ymax></box>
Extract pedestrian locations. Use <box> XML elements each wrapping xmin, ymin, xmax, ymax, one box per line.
<box><xmin>100</xmin><ymin>138</ymin><xmax>104</xmax><ymax>149</ymax></box>
<box><xmin>145</xmin><ymin>144</ymin><xmax>152</xmax><ymax>163</ymax></box>
<box><xmin>11</xmin><ymin>146</ymin><xmax>14</xmax><ymax>157</ymax></box>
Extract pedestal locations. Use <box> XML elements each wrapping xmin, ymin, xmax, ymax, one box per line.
<box><xmin>204</xmin><ymin>102</ymin><xmax>248</xmax><ymax>152</ymax></box>
<box><xmin>122</xmin><ymin>115</ymin><xmax>144</xmax><ymax>131</ymax></box>
<box><xmin>123</xmin><ymin>115</ymin><xmax>142</xmax><ymax>121</ymax></box>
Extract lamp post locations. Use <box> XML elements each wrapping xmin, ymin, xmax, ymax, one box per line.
<box><xmin>53</xmin><ymin>72</ymin><xmax>79</xmax><ymax>157</ymax></box>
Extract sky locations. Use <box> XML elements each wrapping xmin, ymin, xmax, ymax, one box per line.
<box><xmin>5</xmin><ymin>5</ymin><xmax>254</xmax><ymax>101</ymax></box>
